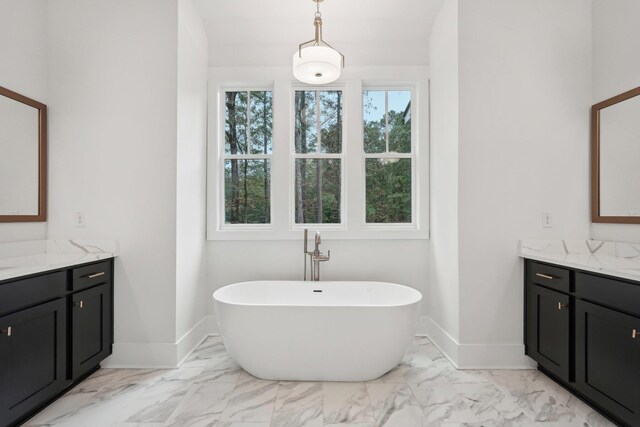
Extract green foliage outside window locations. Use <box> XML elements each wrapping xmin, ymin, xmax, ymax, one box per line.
<box><xmin>294</xmin><ymin>90</ymin><xmax>342</xmax><ymax>224</ymax></box>
<box><xmin>224</xmin><ymin>91</ymin><xmax>272</xmax><ymax>224</ymax></box>
<box><xmin>363</xmin><ymin>90</ymin><xmax>412</xmax><ymax>223</ymax></box>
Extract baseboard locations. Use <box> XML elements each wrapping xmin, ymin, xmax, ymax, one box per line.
<box><xmin>419</xmin><ymin>315</ymin><xmax>461</xmax><ymax>366</ymax></box>
<box><xmin>103</xmin><ymin>315</ymin><xmax>217</xmax><ymax>368</ymax></box>
<box><xmin>176</xmin><ymin>316</ymin><xmax>212</xmax><ymax>365</ymax></box>
<box><xmin>419</xmin><ymin>316</ymin><xmax>536</xmax><ymax>369</ymax></box>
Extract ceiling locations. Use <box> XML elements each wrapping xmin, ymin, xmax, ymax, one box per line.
<box><xmin>191</xmin><ymin>0</ymin><xmax>446</xmax><ymax>66</ymax></box>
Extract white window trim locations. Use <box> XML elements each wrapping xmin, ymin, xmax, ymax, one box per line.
<box><xmin>289</xmin><ymin>86</ymin><xmax>347</xmax><ymax>231</ymax></box>
<box><xmin>206</xmin><ymin>68</ymin><xmax>429</xmax><ymax>241</ymax></box>
<box><xmin>361</xmin><ymin>86</ymin><xmax>417</xmax><ymax>229</ymax></box>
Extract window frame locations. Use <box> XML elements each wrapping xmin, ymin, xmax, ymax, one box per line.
<box><xmin>289</xmin><ymin>86</ymin><xmax>347</xmax><ymax>231</ymax></box>
<box><xmin>218</xmin><ymin>86</ymin><xmax>274</xmax><ymax>231</ymax></box>
<box><xmin>362</xmin><ymin>86</ymin><xmax>417</xmax><ymax>229</ymax></box>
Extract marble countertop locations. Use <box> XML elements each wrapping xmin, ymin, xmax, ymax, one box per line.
<box><xmin>0</xmin><ymin>239</ymin><xmax>118</xmax><ymax>282</ymax></box>
<box><xmin>519</xmin><ymin>239</ymin><xmax>640</xmax><ymax>282</ymax></box>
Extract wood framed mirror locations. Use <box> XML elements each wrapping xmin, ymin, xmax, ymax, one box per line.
<box><xmin>592</xmin><ymin>85</ymin><xmax>640</xmax><ymax>224</ymax></box>
<box><xmin>0</xmin><ymin>86</ymin><xmax>47</xmax><ymax>222</ymax></box>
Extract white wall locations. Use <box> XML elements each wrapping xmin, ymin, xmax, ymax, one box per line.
<box><xmin>46</xmin><ymin>0</ymin><xmax>181</xmax><ymax>366</ymax></box>
<box><xmin>457</xmin><ymin>0</ymin><xmax>591</xmax><ymax>365</ymax></box>
<box><xmin>0</xmin><ymin>0</ymin><xmax>48</xmax><ymax>241</ymax></box>
<box><xmin>176</xmin><ymin>0</ymin><xmax>209</xmax><ymax>359</ymax></box>
<box><xmin>427</xmin><ymin>0</ymin><xmax>461</xmax><ymax>356</ymax></box>
<box><xmin>427</xmin><ymin>0</ymin><xmax>592</xmax><ymax>367</ymax></box>
<box><xmin>590</xmin><ymin>0</ymin><xmax>640</xmax><ymax>242</ymax></box>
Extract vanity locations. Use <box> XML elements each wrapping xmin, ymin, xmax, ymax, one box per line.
<box><xmin>519</xmin><ymin>84</ymin><xmax>640</xmax><ymax>426</ymax></box>
<box><xmin>521</xmin><ymin>240</ymin><xmax>640</xmax><ymax>427</ymax></box>
<box><xmin>0</xmin><ymin>240</ymin><xmax>117</xmax><ymax>427</ymax></box>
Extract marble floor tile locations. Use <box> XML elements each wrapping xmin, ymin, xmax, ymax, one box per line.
<box><xmin>51</xmin><ymin>382</ymin><xmax>150</xmax><ymax>427</ymax></box>
<box><xmin>484</xmin><ymin>370</ymin><xmax>581</xmax><ymax>423</ymax></box>
<box><xmin>452</xmin><ymin>381</ymin><xmax>531</xmax><ymax>425</ymax></box>
<box><xmin>271</xmin><ymin>381</ymin><xmax>323</xmax><ymax>427</ymax></box>
<box><xmin>215</xmin><ymin>423</ymin><xmax>271</xmax><ymax>427</ymax></box>
<box><xmin>111</xmin><ymin>424</ymin><xmax>164</xmax><ymax>427</ymax></box>
<box><xmin>194</xmin><ymin>353</ymin><xmax>242</xmax><ymax>383</ymax></box>
<box><xmin>366</xmin><ymin>382</ymin><xmax>424</xmax><ymax>427</ymax></box>
<box><xmin>323</xmin><ymin>424</ymin><xmax>374</xmax><ymax>427</ymax></box>
<box><xmin>75</xmin><ymin>368</ymin><xmax>165</xmax><ymax>392</ymax></box>
<box><xmin>122</xmin><ymin>379</ymin><xmax>193</xmax><ymax>423</ymax></box>
<box><xmin>23</xmin><ymin>388</ymin><xmax>96</xmax><ymax>426</ymax></box>
<box><xmin>220</xmin><ymin>376</ymin><xmax>279</xmax><ymax>422</ymax></box>
<box><xmin>322</xmin><ymin>382</ymin><xmax>375</xmax><ymax>425</ymax></box>
<box><xmin>163</xmin><ymin>382</ymin><xmax>235</xmax><ymax>427</ymax></box>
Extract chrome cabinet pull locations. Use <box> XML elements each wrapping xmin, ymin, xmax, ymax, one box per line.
<box><xmin>633</xmin><ymin>329</ymin><xmax>637</xmax><ymax>339</ymax></box>
<box><xmin>536</xmin><ymin>273</ymin><xmax>555</xmax><ymax>280</ymax></box>
<box><xmin>558</xmin><ymin>302</ymin><xmax>568</xmax><ymax>310</ymax></box>
<box><xmin>75</xmin><ymin>300</ymin><xmax>84</xmax><ymax>309</ymax></box>
<box><xmin>87</xmin><ymin>272</ymin><xmax>105</xmax><ymax>279</ymax></box>
<box><xmin>1</xmin><ymin>327</ymin><xmax>12</xmax><ymax>337</ymax></box>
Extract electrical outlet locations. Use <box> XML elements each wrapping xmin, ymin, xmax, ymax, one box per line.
<box><xmin>74</xmin><ymin>212</ymin><xmax>86</xmax><ymax>228</ymax></box>
<box><xmin>542</xmin><ymin>211</ymin><xmax>553</xmax><ymax>228</ymax></box>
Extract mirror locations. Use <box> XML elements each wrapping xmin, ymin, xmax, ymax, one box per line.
<box><xmin>0</xmin><ymin>87</ymin><xmax>47</xmax><ymax>222</ymax></box>
<box><xmin>592</xmin><ymin>86</ymin><xmax>640</xmax><ymax>223</ymax></box>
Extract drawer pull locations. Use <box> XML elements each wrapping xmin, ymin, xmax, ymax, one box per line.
<box><xmin>558</xmin><ymin>302</ymin><xmax>568</xmax><ymax>310</ymax></box>
<box><xmin>75</xmin><ymin>300</ymin><xmax>84</xmax><ymax>309</ymax></box>
<box><xmin>536</xmin><ymin>273</ymin><xmax>555</xmax><ymax>280</ymax></box>
<box><xmin>87</xmin><ymin>272</ymin><xmax>105</xmax><ymax>279</ymax></box>
<box><xmin>633</xmin><ymin>329</ymin><xmax>637</xmax><ymax>339</ymax></box>
<box><xmin>1</xmin><ymin>326</ymin><xmax>12</xmax><ymax>337</ymax></box>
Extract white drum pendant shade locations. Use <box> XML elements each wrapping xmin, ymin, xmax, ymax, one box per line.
<box><xmin>293</xmin><ymin>46</ymin><xmax>342</xmax><ymax>85</ymax></box>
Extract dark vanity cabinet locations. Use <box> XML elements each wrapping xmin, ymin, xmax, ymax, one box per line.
<box><xmin>524</xmin><ymin>259</ymin><xmax>640</xmax><ymax>427</ymax></box>
<box><xmin>0</xmin><ymin>259</ymin><xmax>114</xmax><ymax>427</ymax></box>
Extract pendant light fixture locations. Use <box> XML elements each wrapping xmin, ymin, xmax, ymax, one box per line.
<box><xmin>293</xmin><ymin>0</ymin><xmax>344</xmax><ymax>85</ymax></box>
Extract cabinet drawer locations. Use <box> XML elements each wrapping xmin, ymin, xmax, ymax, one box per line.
<box><xmin>0</xmin><ymin>272</ymin><xmax>66</xmax><ymax>316</ymax></box>
<box><xmin>576</xmin><ymin>272</ymin><xmax>640</xmax><ymax>317</ymax></box>
<box><xmin>72</xmin><ymin>260</ymin><xmax>112</xmax><ymax>291</ymax></box>
<box><xmin>527</xmin><ymin>261</ymin><xmax>570</xmax><ymax>293</ymax></box>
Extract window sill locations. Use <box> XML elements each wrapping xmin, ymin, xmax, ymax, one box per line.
<box><xmin>206</xmin><ymin>228</ymin><xmax>429</xmax><ymax>241</ymax></box>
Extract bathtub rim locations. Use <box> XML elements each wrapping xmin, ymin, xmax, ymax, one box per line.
<box><xmin>212</xmin><ymin>280</ymin><xmax>422</xmax><ymax>308</ymax></box>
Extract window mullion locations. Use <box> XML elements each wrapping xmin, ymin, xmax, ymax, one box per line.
<box><xmin>316</xmin><ymin>90</ymin><xmax>321</xmax><ymax>154</ymax></box>
<box><xmin>385</xmin><ymin>90</ymin><xmax>389</xmax><ymax>153</ymax></box>
<box><xmin>246</xmin><ymin>91</ymin><xmax>251</xmax><ymax>155</ymax></box>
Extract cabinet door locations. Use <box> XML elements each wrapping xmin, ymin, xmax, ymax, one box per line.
<box><xmin>576</xmin><ymin>300</ymin><xmax>640</xmax><ymax>426</ymax></box>
<box><xmin>0</xmin><ymin>298</ymin><xmax>66</xmax><ymax>427</ymax></box>
<box><xmin>526</xmin><ymin>284</ymin><xmax>571</xmax><ymax>381</ymax></box>
<box><xmin>71</xmin><ymin>283</ymin><xmax>112</xmax><ymax>379</ymax></box>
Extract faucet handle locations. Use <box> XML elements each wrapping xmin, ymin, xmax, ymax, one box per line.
<box><xmin>314</xmin><ymin>250</ymin><xmax>331</xmax><ymax>262</ymax></box>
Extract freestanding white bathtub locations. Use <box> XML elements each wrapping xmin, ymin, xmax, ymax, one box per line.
<box><xmin>213</xmin><ymin>281</ymin><xmax>422</xmax><ymax>381</ymax></box>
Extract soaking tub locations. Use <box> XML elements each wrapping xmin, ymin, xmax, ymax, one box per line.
<box><xmin>212</xmin><ymin>281</ymin><xmax>422</xmax><ymax>381</ymax></box>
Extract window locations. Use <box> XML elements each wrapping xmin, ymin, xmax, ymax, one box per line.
<box><xmin>207</xmin><ymin>70</ymin><xmax>428</xmax><ymax>240</ymax></box>
<box><xmin>363</xmin><ymin>89</ymin><xmax>414</xmax><ymax>224</ymax></box>
<box><xmin>223</xmin><ymin>90</ymin><xmax>273</xmax><ymax>225</ymax></box>
<box><xmin>293</xmin><ymin>89</ymin><xmax>344</xmax><ymax>225</ymax></box>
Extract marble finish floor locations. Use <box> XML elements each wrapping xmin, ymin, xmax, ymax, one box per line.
<box><xmin>24</xmin><ymin>336</ymin><xmax>615</xmax><ymax>427</ymax></box>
